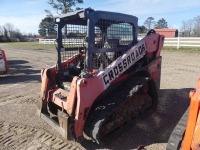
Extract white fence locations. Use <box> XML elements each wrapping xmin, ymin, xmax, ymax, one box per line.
<box><xmin>39</xmin><ymin>39</ymin><xmax>56</xmax><ymax>44</ymax></box>
<box><xmin>164</xmin><ymin>37</ymin><xmax>200</xmax><ymax>49</ymax></box>
<box><xmin>39</xmin><ymin>37</ymin><xmax>200</xmax><ymax>49</ymax></box>
<box><xmin>39</xmin><ymin>38</ymin><xmax>83</xmax><ymax>44</ymax></box>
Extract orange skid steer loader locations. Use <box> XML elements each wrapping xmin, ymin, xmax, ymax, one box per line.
<box><xmin>167</xmin><ymin>78</ymin><xmax>200</xmax><ymax>150</ymax></box>
<box><xmin>0</xmin><ymin>49</ymin><xmax>8</xmax><ymax>75</ymax></box>
<box><xmin>37</xmin><ymin>8</ymin><xmax>164</xmax><ymax>144</ymax></box>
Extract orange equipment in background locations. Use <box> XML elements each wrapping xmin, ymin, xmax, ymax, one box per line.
<box><xmin>0</xmin><ymin>49</ymin><xmax>8</xmax><ymax>75</ymax></box>
<box><xmin>182</xmin><ymin>78</ymin><xmax>200</xmax><ymax>150</ymax></box>
<box><xmin>167</xmin><ymin>79</ymin><xmax>200</xmax><ymax>150</ymax></box>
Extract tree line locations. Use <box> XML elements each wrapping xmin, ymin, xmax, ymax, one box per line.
<box><xmin>38</xmin><ymin>0</ymin><xmax>169</xmax><ymax>37</ymax></box>
<box><xmin>139</xmin><ymin>17</ymin><xmax>168</xmax><ymax>33</ymax></box>
<box><xmin>2</xmin><ymin>0</ymin><xmax>200</xmax><ymax>42</ymax></box>
<box><xmin>0</xmin><ymin>23</ymin><xmax>37</xmax><ymax>42</ymax></box>
<box><xmin>180</xmin><ymin>16</ymin><xmax>200</xmax><ymax>37</ymax></box>
<box><xmin>0</xmin><ymin>23</ymin><xmax>25</xmax><ymax>42</ymax></box>
<box><xmin>35</xmin><ymin>0</ymin><xmax>200</xmax><ymax>38</ymax></box>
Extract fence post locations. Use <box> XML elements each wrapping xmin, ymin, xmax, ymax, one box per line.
<box><xmin>177</xmin><ymin>36</ymin><xmax>180</xmax><ymax>49</ymax></box>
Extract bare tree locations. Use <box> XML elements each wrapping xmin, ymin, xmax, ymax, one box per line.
<box><xmin>3</xmin><ymin>23</ymin><xmax>14</xmax><ymax>41</ymax></box>
<box><xmin>3</xmin><ymin>26</ymin><xmax>9</xmax><ymax>41</ymax></box>
<box><xmin>5</xmin><ymin>23</ymin><xmax>14</xmax><ymax>33</ymax></box>
<box><xmin>181</xmin><ymin>19</ymin><xmax>194</xmax><ymax>37</ymax></box>
<box><xmin>4</xmin><ymin>23</ymin><xmax>15</xmax><ymax>40</ymax></box>
<box><xmin>0</xmin><ymin>26</ymin><xmax>4</xmax><ymax>35</ymax></box>
<box><xmin>0</xmin><ymin>23</ymin><xmax>26</xmax><ymax>42</ymax></box>
<box><xmin>193</xmin><ymin>16</ymin><xmax>200</xmax><ymax>37</ymax></box>
<box><xmin>181</xmin><ymin>15</ymin><xmax>200</xmax><ymax>37</ymax></box>
<box><xmin>144</xmin><ymin>17</ymin><xmax>155</xmax><ymax>30</ymax></box>
<box><xmin>0</xmin><ymin>25</ymin><xmax>4</xmax><ymax>42</ymax></box>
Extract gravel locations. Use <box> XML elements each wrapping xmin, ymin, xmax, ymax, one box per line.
<box><xmin>0</xmin><ymin>44</ymin><xmax>200</xmax><ymax>150</ymax></box>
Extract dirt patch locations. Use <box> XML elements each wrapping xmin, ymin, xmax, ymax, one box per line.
<box><xmin>0</xmin><ymin>44</ymin><xmax>200</xmax><ymax>149</ymax></box>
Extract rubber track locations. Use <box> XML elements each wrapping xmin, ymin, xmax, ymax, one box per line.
<box><xmin>84</xmin><ymin>76</ymin><xmax>157</xmax><ymax>144</ymax></box>
<box><xmin>166</xmin><ymin>108</ymin><xmax>189</xmax><ymax>150</ymax></box>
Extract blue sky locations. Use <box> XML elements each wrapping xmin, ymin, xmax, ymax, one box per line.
<box><xmin>0</xmin><ymin>0</ymin><xmax>200</xmax><ymax>34</ymax></box>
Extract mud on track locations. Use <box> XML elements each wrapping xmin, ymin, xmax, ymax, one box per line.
<box><xmin>0</xmin><ymin>43</ymin><xmax>200</xmax><ymax>150</ymax></box>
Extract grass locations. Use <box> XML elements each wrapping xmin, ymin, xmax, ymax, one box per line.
<box><xmin>163</xmin><ymin>46</ymin><xmax>200</xmax><ymax>53</ymax></box>
<box><xmin>1</xmin><ymin>41</ymin><xmax>200</xmax><ymax>53</ymax></box>
<box><xmin>0</xmin><ymin>41</ymin><xmax>57</xmax><ymax>50</ymax></box>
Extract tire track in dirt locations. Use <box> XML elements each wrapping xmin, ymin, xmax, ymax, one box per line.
<box><xmin>7</xmin><ymin>49</ymin><xmax>56</xmax><ymax>69</ymax></box>
<box><xmin>0</xmin><ymin>85</ymin><xmax>39</xmax><ymax>105</ymax></box>
<box><xmin>163</xmin><ymin>62</ymin><xmax>200</xmax><ymax>73</ymax></box>
<box><xmin>0</xmin><ymin>46</ymin><xmax>85</xmax><ymax>150</ymax></box>
<box><xmin>0</xmin><ymin>45</ymin><xmax>200</xmax><ymax>150</ymax></box>
<box><xmin>0</xmin><ymin>121</ymin><xmax>83</xmax><ymax>150</ymax></box>
<box><xmin>0</xmin><ymin>95</ymin><xmax>37</xmax><ymax>106</ymax></box>
<box><xmin>0</xmin><ymin>83</ymin><xmax>24</xmax><ymax>90</ymax></box>
<box><xmin>163</xmin><ymin>61</ymin><xmax>200</xmax><ymax>69</ymax></box>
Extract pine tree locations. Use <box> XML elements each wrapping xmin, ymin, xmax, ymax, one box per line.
<box><xmin>154</xmin><ymin>18</ymin><xmax>168</xmax><ymax>29</ymax></box>
<box><xmin>47</xmin><ymin>0</ymin><xmax>83</xmax><ymax>14</ymax></box>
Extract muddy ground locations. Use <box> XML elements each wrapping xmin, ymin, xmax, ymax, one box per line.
<box><xmin>0</xmin><ymin>43</ymin><xmax>200</xmax><ymax>150</ymax></box>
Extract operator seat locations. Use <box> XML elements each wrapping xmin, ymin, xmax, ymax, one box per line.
<box><xmin>98</xmin><ymin>39</ymin><xmax>119</xmax><ymax>68</ymax></box>
<box><xmin>104</xmin><ymin>39</ymin><xmax>119</xmax><ymax>61</ymax></box>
